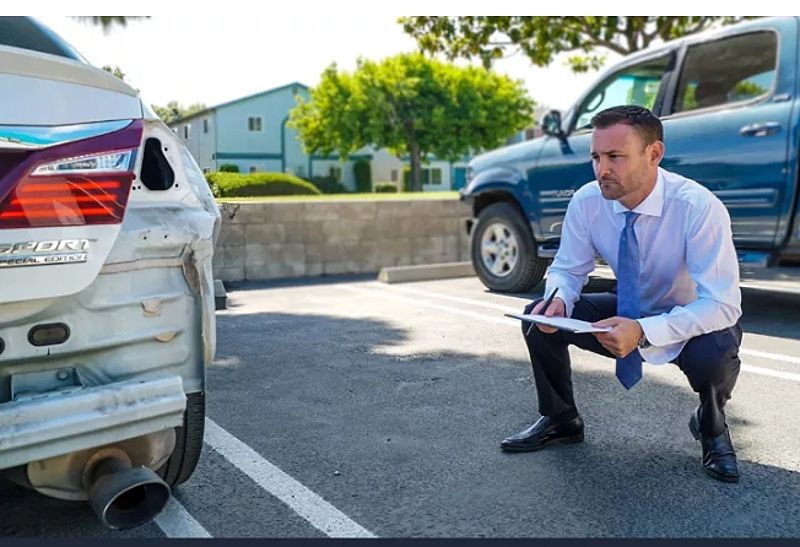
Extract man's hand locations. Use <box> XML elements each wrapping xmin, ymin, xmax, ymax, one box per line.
<box><xmin>592</xmin><ymin>317</ymin><xmax>643</xmax><ymax>357</ymax></box>
<box><xmin>530</xmin><ymin>297</ymin><xmax>566</xmax><ymax>334</ymax></box>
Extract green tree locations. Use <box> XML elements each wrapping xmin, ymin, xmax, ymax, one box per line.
<box><xmin>400</xmin><ymin>17</ymin><xmax>755</xmax><ymax>73</ymax></box>
<box><xmin>289</xmin><ymin>53</ymin><xmax>534</xmax><ymax>191</ymax></box>
<box><xmin>101</xmin><ymin>65</ymin><xmax>141</xmax><ymax>95</ymax></box>
<box><xmin>102</xmin><ymin>65</ymin><xmax>126</xmax><ymax>80</ymax></box>
<box><xmin>150</xmin><ymin>101</ymin><xmax>208</xmax><ymax>124</ymax></box>
<box><xmin>72</xmin><ymin>16</ymin><xmax>150</xmax><ymax>34</ymax></box>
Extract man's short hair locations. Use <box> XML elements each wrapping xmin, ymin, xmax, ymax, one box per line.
<box><xmin>590</xmin><ymin>105</ymin><xmax>663</xmax><ymax>147</ymax></box>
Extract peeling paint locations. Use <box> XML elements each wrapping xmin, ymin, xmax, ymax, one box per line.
<box><xmin>141</xmin><ymin>299</ymin><xmax>162</xmax><ymax>317</ymax></box>
<box><xmin>154</xmin><ymin>331</ymin><xmax>177</xmax><ymax>342</ymax></box>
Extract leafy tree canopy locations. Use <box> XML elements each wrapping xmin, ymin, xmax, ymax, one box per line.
<box><xmin>400</xmin><ymin>16</ymin><xmax>755</xmax><ymax>73</ymax></box>
<box><xmin>150</xmin><ymin>101</ymin><xmax>208</xmax><ymax>124</ymax></box>
<box><xmin>289</xmin><ymin>52</ymin><xmax>534</xmax><ymax>190</ymax></box>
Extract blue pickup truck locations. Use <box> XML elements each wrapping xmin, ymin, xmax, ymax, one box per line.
<box><xmin>462</xmin><ymin>16</ymin><xmax>800</xmax><ymax>292</ymax></box>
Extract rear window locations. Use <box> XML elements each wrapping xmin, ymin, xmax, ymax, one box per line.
<box><xmin>0</xmin><ymin>17</ymin><xmax>85</xmax><ymax>62</ymax></box>
<box><xmin>673</xmin><ymin>31</ymin><xmax>777</xmax><ymax>113</ymax></box>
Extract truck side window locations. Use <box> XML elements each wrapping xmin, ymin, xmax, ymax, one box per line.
<box><xmin>573</xmin><ymin>54</ymin><xmax>672</xmax><ymax>131</ymax></box>
<box><xmin>673</xmin><ymin>31</ymin><xmax>777</xmax><ymax>114</ymax></box>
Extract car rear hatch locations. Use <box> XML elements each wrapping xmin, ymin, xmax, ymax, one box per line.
<box><xmin>0</xmin><ymin>44</ymin><xmax>143</xmax><ymax>304</ymax></box>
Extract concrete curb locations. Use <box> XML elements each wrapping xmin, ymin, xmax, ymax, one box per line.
<box><xmin>214</xmin><ymin>279</ymin><xmax>228</xmax><ymax>310</ymax></box>
<box><xmin>378</xmin><ymin>261</ymin><xmax>475</xmax><ymax>284</ymax></box>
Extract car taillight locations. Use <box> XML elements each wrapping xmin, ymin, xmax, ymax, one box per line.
<box><xmin>0</xmin><ymin>120</ymin><xmax>142</xmax><ymax>229</ymax></box>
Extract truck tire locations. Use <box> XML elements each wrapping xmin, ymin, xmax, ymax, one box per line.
<box><xmin>471</xmin><ymin>202</ymin><xmax>549</xmax><ymax>292</ymax></box>
<box><xmin>158</xmin><ymin>391</ymin><xmax>205</xmax><ymax>487</ymax></box>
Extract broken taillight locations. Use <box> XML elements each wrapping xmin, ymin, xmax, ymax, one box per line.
<box><xmin>0</xmin><ymin>120</ymin><xmax>143</xmax><ymax>229</ymax></box>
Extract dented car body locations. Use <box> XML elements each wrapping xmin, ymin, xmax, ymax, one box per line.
<box><xmin>0</xmin><ymin>17</ymin><xmax>219</xmax><ymax>528</ymax></box>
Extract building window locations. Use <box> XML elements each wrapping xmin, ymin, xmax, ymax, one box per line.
<box><xmin>248</xmin><ymin>117</ymin><xmax>262</xmax><ymax>132</ymax></box>
<box><xmin>329</xmin><ymin>166</ymin><xmax>342</xmax><ymax>183</ymax></box>
<box><xmin>390</xmin><ymin>169</ymin><xmax>398</xmax><ymax>182</ymax></box>
<box><xmin>183</xmin><ymin>125</ymin><xmax>190</xmax><ymax>140</ymax></box>
<box><xmin>203</xmin><ymin>119</ymin><xmax>209</xmax><ymax>134</ymax></box>
<box><xmin>416</xmin><ymin>167</ymin><xmax>443</xmax><ymax>185</ymax></box>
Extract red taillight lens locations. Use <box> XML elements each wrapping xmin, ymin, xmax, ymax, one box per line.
<box><xmin>0</xmin><ymin>120</ymin><xmax>143</xmax><ymax>229</ymax></box>
<box><xmin>0</xmin><ymin>172</ymin><xmax>134</xmax><ymax>228</ymax></box>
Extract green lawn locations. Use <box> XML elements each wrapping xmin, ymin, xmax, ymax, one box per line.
<box><xmin>216</xmin><ymin>191</ymin><xmax>460</xmax><ymax>203</ymax></box>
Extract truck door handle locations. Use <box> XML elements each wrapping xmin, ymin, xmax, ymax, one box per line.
<box><xmin>740</xmin><ymin>122</ymin><xmax>781</xmax><ymax>137</ymax></box>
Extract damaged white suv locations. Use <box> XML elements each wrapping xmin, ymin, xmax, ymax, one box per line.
<box><xmin>0</xmin><ymin>17</ymin><xmax>220</xmax><ymax>529</ymax></box>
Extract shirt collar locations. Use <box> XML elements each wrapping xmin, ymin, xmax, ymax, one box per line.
<box><xmin>612</xmin><ymin>167</ymin><xmax>665</xmax><ymax>217</ymax></box>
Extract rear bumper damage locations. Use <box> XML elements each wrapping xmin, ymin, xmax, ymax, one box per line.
<box><xmin>0</xmin><ymin>374</ymin><xmax>186</xmax><ymax>471</ymax></box>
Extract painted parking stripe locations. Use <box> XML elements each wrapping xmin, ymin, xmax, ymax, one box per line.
<box><xmin>154</xmin><ymin>497</ymin><xmax>212</xmax><ymax>538</ymax></box>
<box><xmin>369</xmin><ymin>282</ymin><xmax>800</xmax><ymax>366</ymax></box>
<box><xmin>741</xmin><ymin>364</ymin><xmax>800</xmax><ymax>382</ymax></box>
<box><xmin>344</xmin><ymin>284</ymin><xmax>800</xmax><ymax>383</ymax></box>
<box><xmin>203</xmin><ymin>418</ymin><xmax>377</xmax><ymax>538</ymax></box>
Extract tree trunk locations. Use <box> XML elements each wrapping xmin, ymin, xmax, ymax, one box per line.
<box><xmin>409</xmin><ymin>141</ymin><xmax>422</xmax><ymax>192</ymax></box>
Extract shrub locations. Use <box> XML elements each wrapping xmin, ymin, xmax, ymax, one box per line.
<box><xmin>206</xmin><ymin>176</ymin><xmax>220</xmax><ymax>197</ymax></box>
<box><xmin>219</xmin><ymin>163</ymin><xmax>240</xmax><ymax>173</ymax></box>
<box><xmin>309</xmin><ymin>175</ymin><xmax>348</xmax><ymax>194</ymax></box>
<box><xmin>206</xmin><ymin>172</ymin><xmax>321</xmax><ymax>197</ymax></box>
<box><xmin>353</xmin><ymin>159</ymin><xmax>372</xmax><ymax>193</ymax></box>
<box><xmin>374</xmin><ymin>183</ymin><xmax>398</xmax><ymax>193</ymax></box>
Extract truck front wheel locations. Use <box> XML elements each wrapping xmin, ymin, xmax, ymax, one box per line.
<box><xmin>471</xmin><ymin>202</ymin><xmax>549</xmax><ymax>292</ymax></box>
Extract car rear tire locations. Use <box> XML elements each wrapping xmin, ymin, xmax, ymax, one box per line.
<box><xmin>471</xmin><ymin>202</ymin><xmax>549</xmax><ymax>292</ymax></box>
<box><xmin>158</xmin><ymin>391</ymin><xmax>205</xmax><ymax>487</ymax></box>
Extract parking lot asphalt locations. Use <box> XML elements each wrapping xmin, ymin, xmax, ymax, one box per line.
<box><xmin>4</xmin><ymin>272</ymin><xmax>800</xmax><ymax>538</ymax></box>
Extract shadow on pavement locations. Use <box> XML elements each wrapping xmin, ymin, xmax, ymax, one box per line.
<box><xmin>207</xmin><ymin>306</ymin><xmax>800</xmax><ymax>538</ymax></box>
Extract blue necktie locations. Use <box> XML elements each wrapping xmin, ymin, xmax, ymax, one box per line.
<box><xmin>616</xmin><ymin>211</ymin><xmax>643</xmax><ymax>389</ymax></box>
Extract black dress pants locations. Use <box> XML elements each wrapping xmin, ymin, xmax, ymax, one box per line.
<box><xmin>522</xmin><ymin>292</ymin><xmax>742</xmax><ymax>438</ymax></box>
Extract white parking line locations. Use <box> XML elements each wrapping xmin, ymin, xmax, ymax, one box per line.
<box><xmin>203</xmin><ymin>418</ymin><xmax>377</xmax><ymax>538</ymax></box>
<box><xmin>154</xmin><ymin>497</ymin><xmax>212</xmax><ymax>538</ymax></box>
<box><xmin>368</xmin><ymin>282</ymin><xmax>800</xmax><ymax>366</ymax></box>
<box><xmin>346</xmin><ymin>283</ymin><xmax>800</xmax><ymax>383</ymax></box>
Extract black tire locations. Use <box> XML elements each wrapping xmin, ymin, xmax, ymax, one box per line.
<box><xmin>159</xmin><ymin>391</ymin><xmax>205</xmax><ymax>487</ymax></box>
<box><xmin>471</xmin><ymin>202</ymin><xmax>549</xmax><ymax>292</ymax></box>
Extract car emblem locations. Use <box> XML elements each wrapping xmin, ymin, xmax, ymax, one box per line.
<box><xmin>0</xmin><ymin>239</ymin><xmax>90</xmax><ymax>268</ymax></box>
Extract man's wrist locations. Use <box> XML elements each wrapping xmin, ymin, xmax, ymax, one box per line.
<box><xmin>635</xmin><ymin>320</ymin><xmax>651</xmax><ymax>349</ymax></box>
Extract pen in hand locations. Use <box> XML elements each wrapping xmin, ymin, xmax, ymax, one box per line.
<box><xmin>527</xmin><ymin>287</ymin><xmax>559</xmax><ymax>336</ymax></box>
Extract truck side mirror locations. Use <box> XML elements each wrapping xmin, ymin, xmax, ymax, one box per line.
<box><xmin>541</xmin><ymin>110</ymin><xmax>566</xmax><ymax>139</ymax></box>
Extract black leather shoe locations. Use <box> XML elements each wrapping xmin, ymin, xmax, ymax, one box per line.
<box><xmin>689</xmin><ymin>407</ymin><xmax>739</xmax><ymax>483</ymax></box>
<box><xmin>500</xmin><ymin>415</ymin><xmax>584</xmax><ymax>452</ymax></box>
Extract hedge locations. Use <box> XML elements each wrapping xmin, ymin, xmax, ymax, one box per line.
<box><xmin>309</xmin><ymin>175</ymin><xmax>348</xmax><ymax>194</ymax></box>
<box><xmin>205</xmin><ymin>172</ymin><xmax>321</xmax><ymax>197</ymax></box>
<box><xmin>374</xmin><ymin>183</ymin><xmax>398</xmax><ymax>193</ymax></box>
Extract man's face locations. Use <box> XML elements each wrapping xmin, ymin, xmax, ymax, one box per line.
<box><xmin>590</xmin><ymin>124</ymin><xmax>657</xmax><ymax>202</ymax></box>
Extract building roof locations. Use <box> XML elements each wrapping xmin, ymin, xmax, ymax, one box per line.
<box><xmin>169</xmin><ymin>81</ymin><xmax>309</xmax><ymax>126</ymax></box>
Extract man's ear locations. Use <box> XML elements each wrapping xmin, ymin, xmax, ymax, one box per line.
<box><xmin>649</xmin><ymin>141</ymin><xmax>665</xmax><ymax>165</ymax></box>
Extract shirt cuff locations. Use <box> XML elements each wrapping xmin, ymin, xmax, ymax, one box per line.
<box><xmin>636</xmin><ymin>315</ymin><xmax>672</xmax><ymax>347</ymax></box>
<box><xmin>544</xmin><ymin>284</ymin><xmax>579</xmax><ymax>318</ymax></box>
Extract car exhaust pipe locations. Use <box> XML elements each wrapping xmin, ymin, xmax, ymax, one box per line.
<box><xmin>84</xmin><ymin>449</ymin><xmax>171</xmax><ymax>530</ymax></box>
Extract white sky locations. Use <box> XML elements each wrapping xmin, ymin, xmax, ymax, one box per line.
<box><xmin>36</xmin><ymin>14</ymin><xmax>611</xmax><ymax>113</ymax></box>
<box><xmin>23</xmin><ymin>3</ymin><xmax>785</xmax><ymax>117</ymax></box>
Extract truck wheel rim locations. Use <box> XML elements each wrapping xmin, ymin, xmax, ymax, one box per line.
<box><xmin>480</xmin><ymin>221</ymin><xmax>519</xmax><ymax>278</ymax></box>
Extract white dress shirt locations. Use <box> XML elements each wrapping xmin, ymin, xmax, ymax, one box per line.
<box><xmin>544</xmin><ymin>166</ymin><xmax>742</xmax><ymax>364</ymax></box>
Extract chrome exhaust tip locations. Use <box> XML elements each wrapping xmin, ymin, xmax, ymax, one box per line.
<box><xmin>85</xmin><ymin>449</ymin><xmax>170</xmax><ymax>530</ymax></box>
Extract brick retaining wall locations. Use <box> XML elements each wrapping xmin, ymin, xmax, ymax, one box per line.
<box><xmin>213</xmin><ymin>198</ymin><xmax>472</xmax><ymax>282</ymax></box>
